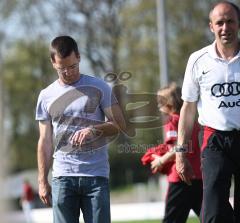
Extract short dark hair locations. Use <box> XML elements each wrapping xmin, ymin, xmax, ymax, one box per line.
<box><xmin>50</xmin><ymin>36</ymin><xmax>80</xmax><ymax>62</ymax></box>
<box><xmin>209</xmin><ymin>1</ymin><xmax>240</xmax><ymax>23</ymax></box>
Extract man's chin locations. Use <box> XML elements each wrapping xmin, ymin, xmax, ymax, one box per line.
<box><xmin>62</xmin><ymin>76</ymin><xmax>80</xmax><ymax>85</ymax></box>
<box><xmin>221</xmin><ymin>37</ymin><xmax>234</xmax><ymax>45</ymax></box>
<box><xmin>64</xmin><ymin>80</ymin><xmax>75</xmax><ymax>85</ymax></box>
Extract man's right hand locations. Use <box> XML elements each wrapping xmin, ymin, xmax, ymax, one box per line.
<box><xmin>39</xmin><ymin>180</ymin><xmax>52</xmax><ymax>207</ymax></box>
<box><xmin>176</xmin><ymin>153</ymin><xmax>195</xmax><ymax>185</ymax></box>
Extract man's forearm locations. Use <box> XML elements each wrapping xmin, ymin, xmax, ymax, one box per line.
<box><xmin>175</xmin><ymin>102</ymin><xmax>197</xmax><ymax>184</ymax></box>
<box><xmin>177</xmin><ymin>101</ymin><xmax>197</xmax><ymax>151</ymax></box>
<box><xmin>93</xmin><ymin>121</ymin><xmax>124</xmax><ymax>137</ymax></box>
<box><xmin>37</xmin><ymin>139</ymin><xmax>53</xmax><ymax>183</ymax></box>
<box><xmin>97</xmin><ymin>104</ymin><xmax>126</xmax><ymax>137</ymax></box>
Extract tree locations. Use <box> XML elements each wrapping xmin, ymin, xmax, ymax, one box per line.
<box><xmin>2</xmin><ymin>0</ymin><xmax>238</xmax><ymax>185</ymax></box>
<box><xmin>0</xmin><ymin>0</ymin><xmax>126</xmax><ymax>76</ymax></box>
<box><xmin>166</xmin><ymin>0</ymin><xmax>216</xmax><ymax>82</ymax></box>
<box><xmin>2</xmin><ymin>39</ymin><xmax>53</xmax><ymax>172</ymax></box>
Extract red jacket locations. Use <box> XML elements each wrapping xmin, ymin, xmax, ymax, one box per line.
<box><xmin>141</xmin><ymin>144</ymin><xmax>174</xmax><ymax>175</ymax></box>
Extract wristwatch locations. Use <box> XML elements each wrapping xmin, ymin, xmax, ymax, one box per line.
<box><xmin>174</xmin><ymin>145</ymin><xmax>188</xmax><ymax>153</ymax></box>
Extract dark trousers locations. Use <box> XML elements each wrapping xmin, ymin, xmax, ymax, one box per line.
<box><xmin>200</xmin><ymin>127</ymin><xmax>240</xmax><ymax>223</ymax></box>
<box><xmin>163</xmin><ymin>180</ymin><xmax>203</xmax><ymax>223</ymax></box>
<box><xmin>234</xmin><ymin>172</ymin><xmax>240</xmax><ymax>222</ymax></box>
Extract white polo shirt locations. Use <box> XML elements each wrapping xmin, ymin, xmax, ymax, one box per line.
<box><xmin>182</xmin><ymin>42</ymin><xmax>240</xmax><ymax>131</ymax></box>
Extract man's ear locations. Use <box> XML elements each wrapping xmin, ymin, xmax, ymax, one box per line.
<box><xmin>77</xmin><ymin>54</ymin><xmax>81</xmax><ymax>62</ymax></box>
<box><xmin>209</xmin><ymin>22</ymin><xmax>214</xmax><ymax>33</ymax></box>
<box><xmin>50</xmin><ymin>58</ymin><xmax>56</xmax><ymax>68</ymax></box>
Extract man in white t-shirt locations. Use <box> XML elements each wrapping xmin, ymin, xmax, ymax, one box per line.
<box><xmin>175</xmin><ymin>2</ymin><xmax>240</xmax><ymax>223</ymax></box>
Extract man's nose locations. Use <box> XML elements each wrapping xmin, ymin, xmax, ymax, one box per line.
<box><xmin>63</xmin><ymin>68</ymin><xmax>72</xmax><ymax>75</ymax></box>
<box><xmin>222</xmin><ymin>22</ymin><xmax>229</xmax><ymax>31</ymax></box>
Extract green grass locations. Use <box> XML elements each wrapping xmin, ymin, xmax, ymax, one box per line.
<box><xmin>113</xmin><ymin>217</ymin><xmax>199</xmax><ymax>223</ymax></box>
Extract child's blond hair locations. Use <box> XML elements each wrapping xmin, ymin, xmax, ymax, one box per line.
<box><xmin>157</xmin><ymin>82</ymin><xmax>183</xmax><ymax>114</ymax></box>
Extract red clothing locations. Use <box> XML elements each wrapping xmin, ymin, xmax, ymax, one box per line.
<box><xmin>141</xmin><ymin>114</ymin><xmax>202</xmax><ymax>183</ymax></box>
<box><xmin>23</xmin><ymin>182</ymin><xmax>34</xmax><ymax>202</ymax></box>
<box><xmin>165</xmin><ymin>114</ymin><xmax>202</xmax><ymax>182</ymax></box>
<box><xmin>141</xmin><ymin>144</ymin><xmax>174</xmax><ymax>175</ymax></box>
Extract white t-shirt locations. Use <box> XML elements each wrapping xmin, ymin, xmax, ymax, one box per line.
<box><xmin>182</xmin><ymin>42</ymin><xmax>240</xmax><ymax>131</ymax></box>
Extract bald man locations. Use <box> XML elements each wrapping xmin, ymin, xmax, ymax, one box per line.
<box><xmin>175</xmin><ymin>1</ymin><xmax>240</xmax><ymax>223</ymax></box>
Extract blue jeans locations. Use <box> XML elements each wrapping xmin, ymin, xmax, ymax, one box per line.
<box><xmin>52</xmin><ymin>176</ymin><xmax>110</xmax><ymax>223</ymax></box>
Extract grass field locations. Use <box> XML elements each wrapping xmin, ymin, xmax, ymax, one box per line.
<box><xmin>113</xmin><ymin>218</ymin><xmax>199</xmax><ymax>223</ymax></box>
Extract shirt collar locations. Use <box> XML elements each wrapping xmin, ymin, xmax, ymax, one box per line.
<box><xmin>208</xmin><ymin>41</ymin><xmax>240</xmax><ymax>61</ymax></box>
<box><xmin>208</xmin><ymin>41</ymin><xmax>220</xmax><ymax>59</ymax></box>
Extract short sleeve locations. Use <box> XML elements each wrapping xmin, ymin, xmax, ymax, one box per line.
<box><xmin>181</xmin><ymin>54</ymin><xmax>200</xmax><ymax>102</ymax></box>
<box><xmin>99</xmin><ymin>80</ymin><xmax>118</xmax><ymax>109</ymax></box>
<box><xmin>35</xmin><ymin>91</ymin><xmax>51</xmax><ymax>121</ymax></box>
<box><xmin>164</xmin><ymin>119</ymin><xmax>178</xmax><ymax>144</ymax></box>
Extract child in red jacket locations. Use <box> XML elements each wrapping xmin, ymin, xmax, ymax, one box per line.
<box><xmin>142</xmin><ymin>83</ymin><xmax>202</xmax><ymax>223</ymax></box>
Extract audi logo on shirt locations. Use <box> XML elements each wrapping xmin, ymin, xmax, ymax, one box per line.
<box><xmin>211</xmin><ymin>82</ymin><xmax>240</xmax><ymax>97</ymax></box>
<box><xmin>210</xmin><ymin>82</ymin><xmax>240</xmax><ymax>109</ymax></box>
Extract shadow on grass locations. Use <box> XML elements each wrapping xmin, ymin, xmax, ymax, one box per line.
<box><xmin>113</xmin><ymin>217</ymin><xmax>199</xmax><ymax>223</ymax></box>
